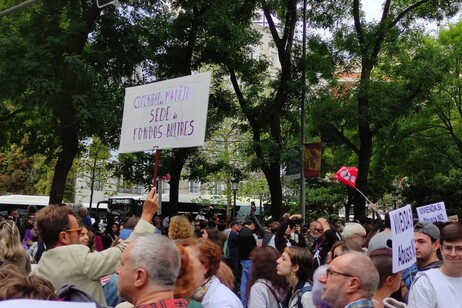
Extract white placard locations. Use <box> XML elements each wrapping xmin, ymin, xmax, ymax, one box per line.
<box><xmin>118</xmin><ymin>72</ymin><xmax>211</xmax><ymax>153</ymax></box>
<box><xmin>0</xmin><ymin>299</ymin><xmax>95</xmax><ymax>308</ymax></box>
<box><xmin>389</xmin><ymin>204</ymin><xmax>416</xmax><ymax>273</ymax></box>
<box><xmin>416</xmin><ymin>201</ymin><xmax>448</xmax><ymax>223</ymax></box>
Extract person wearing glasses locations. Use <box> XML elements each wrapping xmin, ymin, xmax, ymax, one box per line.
<box><xmin>319</xmin><ymin>251</ymin><xmax>379</xmax><ymax>308</ymax></box>
<box><xmin>304</xmin><ymin>220</ymin><xmax>323</xmax><ymax>251</ymax></box>
<box><xmin>31</xmin><ymin>188</ymin><xmax>159</xmax><ymax>306</ymax></box>
<box><xmin>408</xmin><ymin>222</ymin><xmax>462</xmax><ymax>308</ymax></box>
<box><xmin>311</xmin><ymin>218</ymin><xmax>338</xmax><ymax>270</ymax></box>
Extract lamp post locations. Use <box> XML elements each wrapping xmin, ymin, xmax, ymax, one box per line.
<box><xmin>392</xmin><ymin>193</ymin><xmax>398</xmax><ymax>209</ymax></box>
<box><xmin>231</xmin><ymin>178</ymin><xmax>239</xmax><ymax>219</ymax></box>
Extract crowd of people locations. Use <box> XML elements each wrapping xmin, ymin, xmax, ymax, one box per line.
<box><xmin>0</xmin><ymin>189</ymin><xmax>461</xmax><ymax>308</ymax></box>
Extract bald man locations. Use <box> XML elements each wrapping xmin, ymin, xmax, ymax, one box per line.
<box><xmin>319</xmin><ymin>251</ymin><xmax>379</xmax><ymax>308</ymax></box>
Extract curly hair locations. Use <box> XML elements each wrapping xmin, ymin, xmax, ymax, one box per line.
<box><xmin>0</xmin><ymin>264</ymin><xmax>56</xmax><ymax>300</ymax></box>
<box><xmin>247</xmin><ymin>246</ymin><xmax>288</xmax><ymax>298</ymax></box>
<box><xmin>169</xmin><ymin>215</ymin><xmax>194</xmax><ymax>240</ymax></box>
<box><xmin>179</xmin><ymin>238</ymin><xmax>222</xmax><ymax>278</ymax></box>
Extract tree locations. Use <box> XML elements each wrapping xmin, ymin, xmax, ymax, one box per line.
<box><xmin>0</xmin><ymin>143</ymin><xmax>33</xmax><ymax>194</ymax></box>
<box><xmin>312</xmin><ymin>0</ymin><xmax>462</xmax><ymax>218</ymax></box>
<box><xmin>0</xmin><ymin>0</ymin><xmax>143</xmax><ymax>204</ymax></box>
<box><xmin>75</xmin><ymin>137</ymin><xmax>113</xmax><ymax>208</ymax></box>
<box><xmin>109</xmin><ymin>0</ymin><xmax>259</xmax><ymax>218</ymax></box>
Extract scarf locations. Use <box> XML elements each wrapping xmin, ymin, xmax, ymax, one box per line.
<box><xmin>189</xmin><ymin>275</ymin><xmax>215</xmax><ymax>303</ymax></box>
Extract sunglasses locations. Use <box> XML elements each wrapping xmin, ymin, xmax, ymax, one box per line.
<box><xmin>64</xmin><ymin>227</ymin><xmax>82</xmax><ymax>235</ymax></box>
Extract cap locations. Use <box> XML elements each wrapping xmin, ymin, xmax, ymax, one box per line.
<box><xmin>369</xmin><ymin>247</ymin><xmax>392</xmax><ymax>258</ymax></box>
<box><xmin>414</xmin><ymin>221</ymin><xmax>440</xmax><ymax>241</ymax></box>
<box><xmin>368</xmin><ymin>231</ymin><xmax>392</xmax><ymax>253</ymax></box>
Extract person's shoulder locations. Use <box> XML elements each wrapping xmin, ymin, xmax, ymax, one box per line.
<box><xmin>420</xmin><ymin>260</ymin><xmax>443</xmax><ymax>271</ymax></box>
<box><xmin>209</xmin><ymin>279</ymin><xmax>241</xmax><ymax>300</ymax></box>
<box><xmin>251</xmin><ymin>278</ymin><xmax>270</xmax><ymax>289</ymax></box>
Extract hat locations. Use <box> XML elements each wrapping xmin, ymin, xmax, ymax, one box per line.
<box><xmin>368</xmin><ymin>231</ymin><xmax>392</xmax><ymax>252</ymax></box>
<box><xmin>414</xmin><ymin>221</ymin><xmax>440</xmax><ymax>241</ymax></box>
<box><xmin>119</xmin><ymin>228</ymin><xmax>134</xmax><ymax>240</ymax></box>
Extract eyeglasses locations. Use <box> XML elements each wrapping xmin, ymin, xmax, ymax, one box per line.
<box><xmin>314</xmin><ymin>228</ymin><xmax>322</xmax><ymax>232</ymax></box>
<box><xmin>325</xmin><ymin>268</ymin><xmax>356</xmax><ymax>279</ymax></box>
<box><xmin>442</xmin><ymin>245</ymin><xmax>462</xmax><ymax>255</ymax></box>
<box><xmin>64</xmin><ymin>227</ymin><xmax>82</xmax><ymax>234</ymax></box>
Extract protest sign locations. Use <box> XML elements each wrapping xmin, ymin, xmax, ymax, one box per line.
<box><xmin>0</xmin><ymin>300</ymin><xmax>95</xmax><ymax>308</ymax></box>
<box><xmin>118</xmin><ymin>72</ymin><xmax>211</xmax><ymax>153</ymax></box>
<box><xmin>416</xmin><ymin>201</ymin><xmax>448</xmax><ymax>223</ymax></box>
<box><xmin>389</xmin><ymin>204</ymin><xmax>416</xmax><ymax>273</ymax></box>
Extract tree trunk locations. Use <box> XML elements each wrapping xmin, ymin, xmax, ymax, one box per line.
<box><xmin>166</xmin><ymin>148</ymin><xmax>191</xmax><ymax>217</ymax></box>
<box><xmin>49</xmin><ymin>124</ymin><xmax>78</xmax><ymax>204</ymax></box>
<box><xmin>48</xmin><ymin>5</ymin><xmax>100</xmax><ymax>205</ymax></box>
<box><xmin>264</xmin><ymin>161</ymin><xmax>283</xmax><ymax>219</ymax></box>
<box><xmin>353</xmin><ymin>63</ymin><xmax>373</xmax><ymax>219</ymax></box>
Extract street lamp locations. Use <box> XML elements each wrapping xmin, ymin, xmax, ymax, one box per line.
<box><xmin>392</xmin><ymin>193</ymin><xmax>398</xmax><ymax>209</ymax></box>
<box><xmin>231</xmin><ymin>178</ymin><xmax>239</xmax><ymax>219</ymax></box>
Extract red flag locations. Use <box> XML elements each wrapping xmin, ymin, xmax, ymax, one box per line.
<box><xmin>335</xmin><ymin>166</ymin><xmax>358</xmax><ymax>188</ymax></box>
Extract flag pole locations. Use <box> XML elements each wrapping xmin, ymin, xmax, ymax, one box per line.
<box><xmin>299</xmin><ymin>0</ymin><xmax>307</xmax><ymax>225</ymax></box>
<box><xmin>152</xmin><ymin>148</ymin><xmax>160</xmax><ymax>189</ymax></box>
<box><xmin>355</xmin><ymin>187</ymin><xmax>372</xmax><ymax>205</ymax></box>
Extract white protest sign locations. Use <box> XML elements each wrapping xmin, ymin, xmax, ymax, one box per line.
<box><xmin>118</xmin><ymin>72</ymin><xmax>211</xmax><ymax>153</ymax></box>
<box><xmin>0</xmin><ymin>299</ymin><xmax>95</xmax><ymax>308</ymax></box>
<box><xmin>389</xmin><ymin>204</ymin><xmax>416</xmax><ymax>273</ymax></box>
<box><xmin>416</xmin><ymin>201</ymin><xmax>448</xmax><ymax>223</ymax></box>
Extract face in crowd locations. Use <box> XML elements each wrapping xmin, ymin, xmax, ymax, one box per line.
<box><xmin>310</xmin><ymin>221</ymin><xmax>323</xmax><ymax>237</ymax></box>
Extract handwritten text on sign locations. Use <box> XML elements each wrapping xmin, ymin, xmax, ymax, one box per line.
<box><xmin>416</xmin><ymin>201</ymin><xmax>448</xmax><ymax>223</ymax></box>
<box><xmin>118</xmin><ymin>72</ymin><xmax>211</xmax><ymax>153</ymax></box>
<box><xmin>389</xmin><ymin>204</ymin><xmax>416</xmax><ymax>273</ymax></box>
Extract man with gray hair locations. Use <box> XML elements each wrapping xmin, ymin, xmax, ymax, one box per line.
<box><xmin>319</xmin><ymin>251</ymin><xmax>379</xmax><ymax>308</ymax></box>
<box><xmin>117</xmin><ymin>233</ymin><xmax>187</xmax><ymax>307</ymax></box>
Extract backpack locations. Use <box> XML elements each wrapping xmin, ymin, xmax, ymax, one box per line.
<box><xmin>297</xmin><ymin>285</ymin><xmax>312</xmax><ymax>308</ymax></box>
<box><xmin>223</xmin><ymin>233</ymin><xmax>230</xmax><ymax>259</ymax></box>
<box><xmin>56</xmin><ymin>284</ymin><xmax>108</xmax><ymax>308</ymax></box>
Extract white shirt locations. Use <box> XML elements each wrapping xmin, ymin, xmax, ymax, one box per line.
<box><xmin>202</xmin><ymin>277</ymin><xmax>243</xmax><ymax>308</ymax></box>
<box><xmin>408</xmin><ymin>268</ymin><xmax>462</xmax><ymax>308</ymax></box>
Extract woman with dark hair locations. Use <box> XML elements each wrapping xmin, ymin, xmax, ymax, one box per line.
<box><xmin>79</xmin><ymin>223</ymin><xmax>96</xmax><ymax>252</ymax></box>
<box><xmin>102</xmin><ymin>221</ymin><xmax>119</xmax><ymax>249</ymax></box>
<box><xmin>275</xmin><ymin>219</ymin><xmax>299</xmax><ymax>253</ymax></box>
<box><xmin>247</xmin><ymin>246</ymin><xmax>289</xmax><ymax>308</ymax></box>
<box><xmin>203</xmin><ymin>227</ymin><xmax>222</xmax><ymax>247</ymax></box>
<box><xmin>179</xmin><ymin>238</ymin><xmax>243</xmax><ymax>308</ymax></box>
<box><xmin>277</xmin><ymin>246</ymin><xmax>315</xmax><ymax>308</ymax></box>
